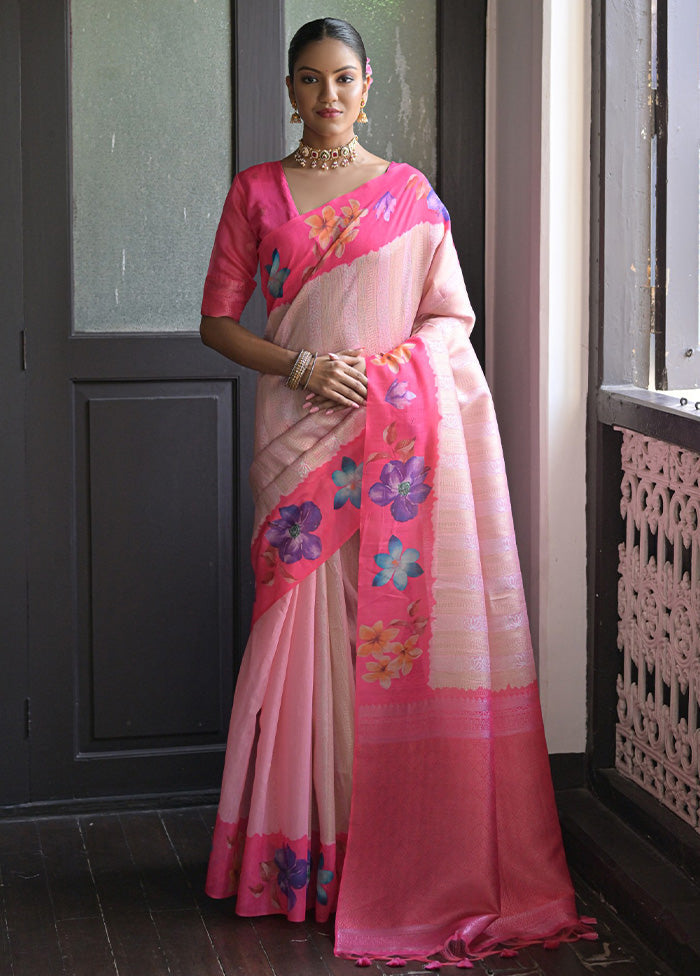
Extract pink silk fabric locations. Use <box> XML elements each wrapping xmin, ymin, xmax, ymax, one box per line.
<box><xmin>202</xmin><ymin>161</ymin><xmax>593</xmax><ymax>960</ymax></box>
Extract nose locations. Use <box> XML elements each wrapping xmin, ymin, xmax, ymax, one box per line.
<box><xmin>319</xmin><ymin>77</ymin><xmax>338</xmax><ymax>103</ymax></box>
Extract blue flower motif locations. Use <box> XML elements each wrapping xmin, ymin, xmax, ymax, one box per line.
<box><xmin>373</xmin><ymin>191</ymin><xmax>396</xmax><ymax>222</ymax></box>
<box><xmin>385</xmin><ymin>379</ymin><xmax>417</xmax><ymax>411</ymax></box>
<box><xmin>265</xmin><ymin>248</ymin><xmax>291</xmax><ymax>298</ymax></box>
<box><xmin>265</xmin><ymin>501</ymin><xmax>322</xmax><ymax>564</ymax></box>
<box><xmin>274</xmin><ymin>845</ymin><xmax>310</xmax><ymax>910</ymax></box>
<box><xmin>426</xmin><ymin>189</ymin><xmax>450</xmax><ymax>222</ymax></box>
<box><xmin>332</xmin><ymin>457</ymin><xmax>363</xmax><ymax>509</ymax></box>
<box><xmin>316</xmin><ymin>852</ymin><xmax>334</xmax><ymax>906</ymax></box>
<box><xmin>373</xmin><ymin>534</ymin><xmax>424</xmax><ymax>591</ymax></box>
<box><xmin>368</xmin><ymin>457</ymin><xmax>431</xmax><ymax>522</ymax></box>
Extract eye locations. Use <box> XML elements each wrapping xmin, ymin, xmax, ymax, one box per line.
<box><xmin>299</xmin><ymin>74</ymin><xmax>317</xmax><ymax>84</ymax></box>
<box><xmin>338</xmin><ymin>74</ymin><xmax>356</xmax><ymax>83</ymax></box>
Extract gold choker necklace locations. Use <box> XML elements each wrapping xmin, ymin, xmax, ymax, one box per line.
<box><xmin>294</xmin><ymin>135</ymin><xmax>358</xmax><ymax>170</ymax></box>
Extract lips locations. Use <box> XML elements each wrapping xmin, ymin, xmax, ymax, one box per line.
<box><xmin>317</xmin><ymin>109</ymin><xmax>341</xmax><ymax>118</ymax></box>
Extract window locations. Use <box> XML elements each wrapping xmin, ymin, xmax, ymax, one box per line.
<box><xmin>651</xmin><ymin>0</ymin><xmax>700</xmax><ymax>392</ymax></box>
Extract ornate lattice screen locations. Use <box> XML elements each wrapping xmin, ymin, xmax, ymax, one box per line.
<box><xmin>616</xmin><ymin>429</ymin><xmax>700</xmax><ymax>830</ymax></box>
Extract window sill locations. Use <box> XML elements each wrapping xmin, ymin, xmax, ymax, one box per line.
<box><xmin>597</xmin><ymin>384</ymin><xmax>700</xmax><ymax>454</ymax></box>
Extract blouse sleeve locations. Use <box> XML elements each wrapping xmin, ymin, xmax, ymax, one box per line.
<box><xmin>201</xmin><ymin>174</ymin><xmax>258</xmax><ymax>320</ymax></box>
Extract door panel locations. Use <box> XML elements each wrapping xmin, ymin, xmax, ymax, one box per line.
<box><xmin>75</xmin><ymin>382</ymin><xmax>234</xmax><ymax>745</ymax></box>
<box><xmin>20</xmin><ymin>0</ymin><xmax>284</xmax><ymax>803</ymax></box>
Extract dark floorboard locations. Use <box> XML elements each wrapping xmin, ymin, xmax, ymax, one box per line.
<box><xmin>0</xmin><ymin>806</ymin><xmax>679</xmax><ymax>976</ymax></box>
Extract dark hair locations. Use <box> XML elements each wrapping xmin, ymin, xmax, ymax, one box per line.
<box><xmin>287</xmin><ymin>18</ymin><xmax>366</xmax><ymax>79</ymax></box>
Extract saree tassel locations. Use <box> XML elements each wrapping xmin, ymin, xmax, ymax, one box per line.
<box><xmin>355</xmin><ymin>958</ymin><xmax>372</xmax><ymax>968</ymax></box>
<box><xmin>580</xmin><ymin>915</ymin><xmax>598</xmax><ymax>926</ymax></box>
<box><xmin>386</xmin><ymin>957</ymin><xmax>407</xmax><ymax>967</ymax></box>
<box><xmin>499</xmin><ymin>948</ymin><xmax>519</xmax><ymax>958</ymax></box>
<box><xmin>455</xmin><ymin>961</ymin><xmax>474</xmax><ymax>969</ymax></box>
<box><xmin>424</xmin><ymin>962</ymin><xmax>442</xmax><ymax>970</ymax></box>
<box><xmin>580</xmin><ymin>931</ymin><xmax>600</xmax><ymax>941</ymax></box>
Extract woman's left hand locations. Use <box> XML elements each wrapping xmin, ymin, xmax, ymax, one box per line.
<box><xmin>303</xmin><ymin>349</ymin><xmax>367</xmax><ymax>414</ymax></box>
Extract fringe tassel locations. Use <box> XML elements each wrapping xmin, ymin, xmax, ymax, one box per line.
<box><xmin>455</xmin><ymin>961</ymin><xmax>474</xmax><ymax>969</ymax></box>
<box><xmin>424</xmin><ymin>962</ymin><xmax>442</xmax><ymax>970</ymax></box>
<box><xmin>355</xmin><ymin>958</ymin><xmax>372</xmax><ymax>967</ymax></box>
<box><xmin>386</xmin><ymin>958</ymin><xmax>406</xmax><ymax>967</ymax></box>
<box><xmin>499</xmin><ymin>948</ymin><xmax>518</xmax><ymax>958</ymax></box>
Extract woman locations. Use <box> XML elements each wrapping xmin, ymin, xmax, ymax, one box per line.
<box><xmin>200</xmin><ymin>18</ymin><xmax>595</xmax><ymax>965</ymax></box>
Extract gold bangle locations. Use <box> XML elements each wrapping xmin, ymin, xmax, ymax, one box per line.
<box><xmin>286</xmin><ymin>350</ymin><xmax>312</xmax><ymax>390</ymax></box>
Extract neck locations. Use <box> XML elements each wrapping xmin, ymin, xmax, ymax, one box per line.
<box><xmin>299</xmin><ymin>127</ymin><xmax>356</xmax><ymax>150</ymax></box>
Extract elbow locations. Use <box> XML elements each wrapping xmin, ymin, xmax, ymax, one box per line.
<box><xmin>200</xmin><ymin>316</ymin><xmax>214</xmax><ymax>347</ymax></box>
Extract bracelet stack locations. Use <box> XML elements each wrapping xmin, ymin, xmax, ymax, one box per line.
<box><xmin>286</xmin><ymin>350</ymin><xmax>313</xmax><ymax>390</ymax></box>
<box><xmin>302</xmin><ymin>352</ymin><xmax>318</xmax><ymax>390</ymax></box>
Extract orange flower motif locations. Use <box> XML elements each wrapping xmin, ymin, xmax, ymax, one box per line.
<box><xmin>340</xmin><ymin>198</ymin><xmax>369</xmax><ymax>223</ymax></box>
<box><xmin>334</xmin><ymin>225</ymin><xmax>360</xmax><ymax>258</ymax></box>
<box><xmin>362</xmin><ymin>655</ymin><xmax>401</xmax><ymax>689</ymax></box>
<box><xmin>394</xmin><ymin>634</ymin><xmax>423</xmax><ymax>675</ymax></box>
<box><xmin>357</xmin><ymin>620</ymin><xmax>401</xmax><ymax>657</ymax></box>
<box><xmin>406</xmin><ymin>173</ymin><xmax>430</xmax><ymax>200</ymax></box>
<box><xmin>372</xmin><ymin>342</ymin><xmax>416</xmax><ymax>374</ymax></box>
<box><xmin>305</xmin><ymin>206</ymin><xmax>340</xmax><ymax>251</ymax></box>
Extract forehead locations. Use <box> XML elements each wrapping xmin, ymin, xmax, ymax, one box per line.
<box><xmin>293</xmin><ymin>36</ymin><xmax>362</xmax><ymax>72</ymax></box>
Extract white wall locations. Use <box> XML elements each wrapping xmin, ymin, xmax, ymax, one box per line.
<box><xmin>486</xmin><ymin>0</ymin><xmax>590</xmax><ymax>753</ymax></box>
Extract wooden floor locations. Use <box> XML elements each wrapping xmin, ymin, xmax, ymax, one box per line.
<box><xmin>0</xmin><ymin>805</ymin><xmax>677</xmax><ymax>976</ymax></box>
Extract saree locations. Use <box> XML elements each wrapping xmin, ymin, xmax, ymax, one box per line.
<box><xmin>201</xmin><ymin>160</ymin><xmax>595</xmax><ymax>962</ymax></box>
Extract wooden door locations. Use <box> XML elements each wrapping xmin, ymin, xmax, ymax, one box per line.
<box><xmin>12</xmin><ymin>1</ymin><xmax>285</xmax><ymax>805</ymax></box>
<box><xmin>1</xmin><ymin>0</ymin><xmax>485</xmax><ymax>808</ymax></box>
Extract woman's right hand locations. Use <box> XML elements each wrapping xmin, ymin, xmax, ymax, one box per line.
<box><xmin>303</xmin><ymin>351</ymin><xmax>367</xmax><ymax>412</ymax></box>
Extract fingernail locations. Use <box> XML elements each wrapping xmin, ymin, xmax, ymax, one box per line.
<box><xmin>351</xmin><ymin>402</ymin><xmax>360</xmax><ymax>409</ymax></box>
<box><xmin>309</xmin><ymin>406</ymin><xmax>320</xmax><ymax>414</ymax></box>
<box><xmin>302</xmin><ymin>402</ymin><xmax>311</xmax><ymax>409</ymax></box>
<box><xmin>328</xmin><ymin>352</ymin><xmax>338</xmax><ymax>360</ymax></box>
<box><xmin>325</xmin><ymin>408</ymin><xmax>335</xmax><ymax>415</ymax></box>
<box><xmin>304</xmin><ymin>392</ymin><xmax>314</xmax><ymax>401</ymax></box>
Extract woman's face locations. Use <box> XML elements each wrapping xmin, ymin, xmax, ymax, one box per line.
<box><xmin>286</xmin><ymin>37</ymin><xmax>368</xmax><ymax>146</ymax></box>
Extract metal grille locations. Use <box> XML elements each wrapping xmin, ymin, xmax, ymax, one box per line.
<box><xmin>616</xmin><ymin>428</ymin><xmax>700</xmax><ymax>830</ymax></box>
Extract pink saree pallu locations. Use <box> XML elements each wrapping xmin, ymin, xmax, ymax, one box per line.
<box><xmin>202</xmin><ymin>161</ymin><xmax>595</xmax><ymax>961</ymax></box>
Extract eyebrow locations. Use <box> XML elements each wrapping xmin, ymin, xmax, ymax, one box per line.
<box><xmin>295</xmin><ymin>65</ymin><xmax>358</xmax><ymax>74</ymax></box>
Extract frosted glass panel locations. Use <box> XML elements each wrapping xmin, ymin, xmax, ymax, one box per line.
<box><xmin>71</xmin><ymin>0</ymin><xmax>231</xmax><ymax>332</ymax></box>
<box><xmin>284</xmin><ymin>1</ymin><xmax>437</xmax><ymax>183</ymax></box>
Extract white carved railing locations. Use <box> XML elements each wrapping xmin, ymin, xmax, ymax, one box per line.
<box><xmin>616</xmin><ymin>429</ymin><xmax>700</xmax><ymax>830</ymax></box>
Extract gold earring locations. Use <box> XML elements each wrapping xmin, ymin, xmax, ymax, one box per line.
<box><xmin>290</xmin><ymin>102</ymin><xmax>301</xmax><ymax>124</ymax></box>
<box><xmin>356</xmin><ymin>99</ymin><xmax>368</xmax><ymax>124</ymax></box>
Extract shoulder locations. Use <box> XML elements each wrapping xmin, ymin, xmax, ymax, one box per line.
<box><xmin>390</xmin><ymin>162</ymin><xmax>451</xmax><ymax>225</ymax></box>
<box><xmin>232</xmin><ymin>161</ymin><xmax>281</xmax><ymax>198</ymax></box>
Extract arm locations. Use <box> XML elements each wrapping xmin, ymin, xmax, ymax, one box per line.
<box><xmin>200</xmin><ymin>315</ymin><xmax>367</xmax><ymax>408</ymax></box>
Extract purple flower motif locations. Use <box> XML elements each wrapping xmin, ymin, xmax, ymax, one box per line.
<box><xmin>373</xmin><ymin>191</ymin><xmax>396</xmax><ymax>222</ymax></box>
<box><xmin>426</xmin><ymin>189</ymin><xmax>450</xmax><ymax>222</ymax></box>
<box><xmin>332</xmin><ymin>457</ymin><xmax>363</xmax><ymax>509</ymax></box>
<box><xmin>368</xmin><ymin>457</ymin><xmax>431</xmax><ymax>522</ymax></box>
<box><xmin>385</xmin><ymin>379</ymin><xmax>417</xmax><ymax>411</ymax></box>
<box><xmin>265</xmin><ymin>501</ymin><xmax>322</xmax><ymax>564</ymax></box>
<box><xmin>373</xmin><ymin>534</ymin><xmax>424</xmax><ymax>591</ymax></box>
<box><xmin>274</xmin><ymin>845</ymin><xmax>310</xmax><ymax>910</ymax></box>
<box><xmin>265</xmin><ymin>248</ymin><xmax>291</xmax><ymax>298</ymax></box>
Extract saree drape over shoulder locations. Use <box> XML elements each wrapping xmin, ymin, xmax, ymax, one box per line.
<box><xmin>201</xmin><ymin>161</ymin><xmax>594</xmax><ymax>963</ymax></box>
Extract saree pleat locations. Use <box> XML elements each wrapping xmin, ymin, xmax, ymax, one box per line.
<box><xmin>202</xmin><ymin>160</ymin><xmax>595</xmax><ymax>959</ymax></box>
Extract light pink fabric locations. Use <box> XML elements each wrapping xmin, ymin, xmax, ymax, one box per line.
<box><xmin>202</xmin><ymin>162</ymin><xmax>594</xmax><ymax>960</ymax></box>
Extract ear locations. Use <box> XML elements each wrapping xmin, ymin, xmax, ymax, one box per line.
<box><xmin>285</xmin><ymin>76</ymin><xmax>295</xmax><ymax>105</ymax></box>
<box><xmin>361</xmin><ymin>75</ymin><xmax>370</xmax><ymax>100</ymax></box>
